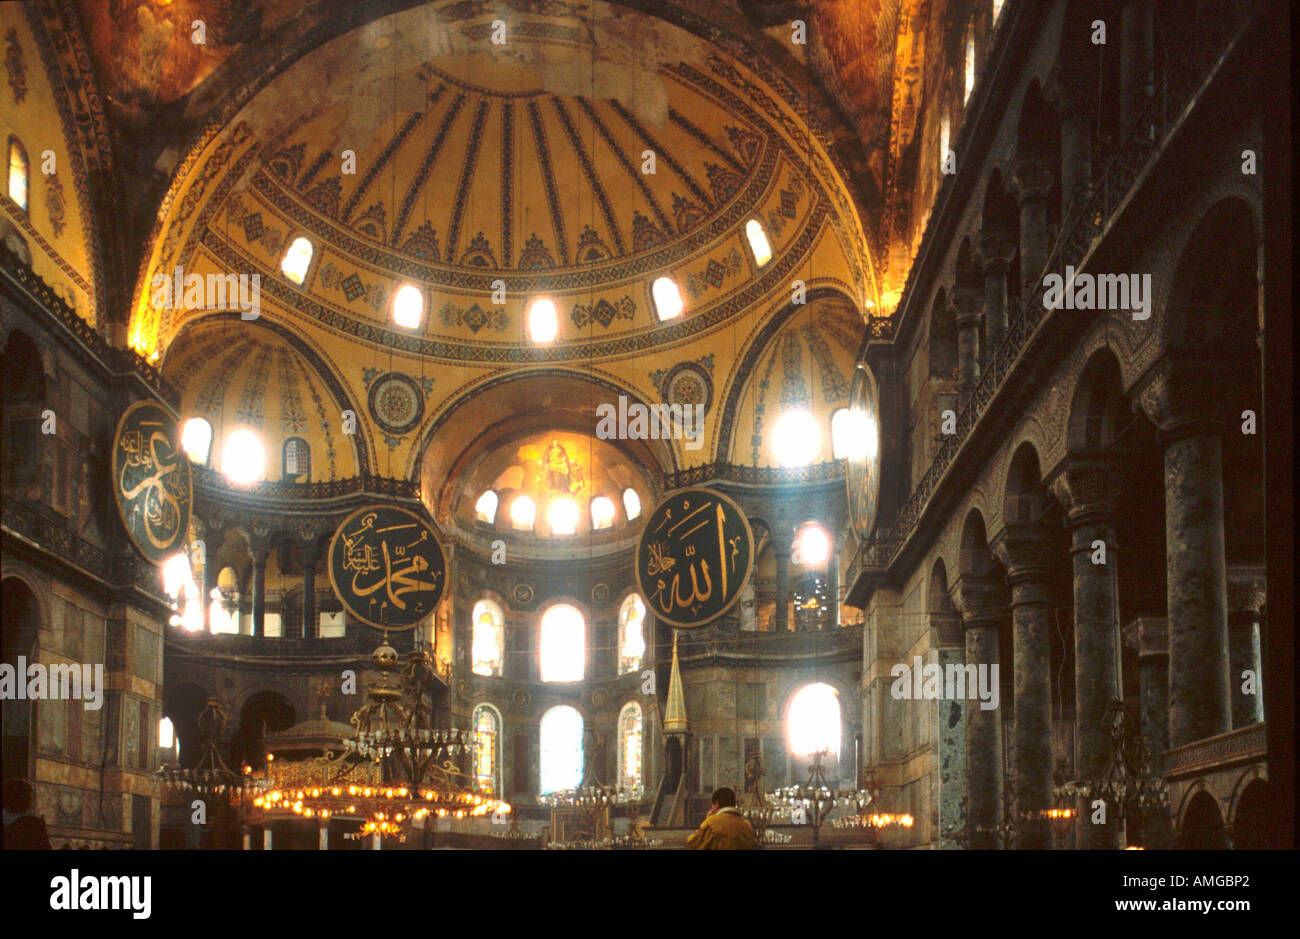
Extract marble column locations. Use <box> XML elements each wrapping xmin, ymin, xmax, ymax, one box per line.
<box><xmin>978</xmin><ymin>228</ymin><xmax>1016</xmax><ymax>358</ymax></box>
<box><xmin>302</xmin><ymin>542</ymin><xmax>319</xmax><ymax>639</ymax></box>
<box><xmin>1138</xmin><ymin>362</ymin><xmax>1232</xmax><ymax>748</ymax></box>
<box><xmin>774</xmin><ymin>544</ymin><xmax>791</xmax><ymax>632</ymax></box>
<box><xmin>1011</xmin><ymin>156</ymin><xmax>1055</xmax><ymax>296</ymax></box>
<box><xmin>1049</xmin><ymin>458</ymin><xmax>1124</xmax><ymax>849</ymax></box>
<box><xmin>1226</xmin><ymin>568</ymin><xmax>1265</xmax><ymax>728</ymax></box>
<box><xmin>1123</xmin><ymin>616</ymin><xmax>1171</xmax><ymax>849</ymax></box>
<box><xmin>953</xmin><ymin>287</ymin><xmax>982</xmax><ymax>397</ymax></box>
<box><xmin>993</xmin><ymin>525</ymin><xmax>1054</xmax><ymax>850</ymax></box>
<box><xmin>251</xmin><ymin>546</ymin><xmax>269</xmax><ymax>638</ymax></box>
<box><xmin>955</xmin><ymin>572</ymin><xmax>1004</xmax><ymax>849</ymax></box>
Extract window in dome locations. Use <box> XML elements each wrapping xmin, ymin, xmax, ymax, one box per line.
<box><xmin>772</xmin><ymin>409</ymin><xmax>819</xmax><ymax>467</ymax></box>
<box><xmin>652</xmin><ymin>277</ymin><xmax>684</xmax><ymax>321</ymax></box>
<box><xmin>622</xmin><ymin>488</ymin><xmax>641</xmax><ymax>521</ymax></box>
<box><xmin>540</xmin><ymin>705</ymin><xmax>584</xmax><ymax>794</ymax></box>
<box><xmin>788</xmin><ymin>682</ymin><xmax>841</xmax><ymax>755</ymax></box>
<box><xmin>221</xmin><ymin>428</ymin><xmax>265</xmax><ymax>485</ymax></box>
<box><xmin>472</xmin><ymin>704</ymin><xmax>501</xmax><ymax>795</ymax></box>
<box><xmin>590</xmin><ymin>496</ymin><xmax>615</xmax><ymax>531</ymax></box>
<box><xmin>475</xmin><ymin>490</ymin><xmax>499</xmax><ymax>524</ymax></box>
<box><xmin>548</xmin><ymin>496</ymin><xmax>578</xmax><ymax>535</ymax></box>
<box><xmin>619</xmin><ymin>593</ymin><xmax>646</xmax><ymax>674</ymax></box>
<box><xmin>280</xmin><ymin>236</ymin><xmax>314</xmax><ymax>285</ymax></box>
<box><xmin>793</xmin><ymin>522</ymin><xmax>831</xmax><ymax>568</ymax></box>
<box><xmin>472</xmin><ymin>599</ymin><xmax>504</xmax><ymax>677</ymax></box>
<box><xmin>618</xmin><ymin>701</ymin><xmax>643</xmax><ymax>795</ymax></box>
<box><xmin>540</xmin><ymin>603</ymin><xmax>584</xmax><ymax>682</ymax></box>
<box><xmin>181</xmin><ymin>417</ymin><xmax>213</xmax><ymax>465</ymax></box>
<box><xmin>8</xmin><ymin>137</ymin><xmax>28</xmax><ymax>212</ymax></box>
<box><xmin>392</xmin><ymin>283</ymin><xmax>424</xmax><ymax>329</ymax></box>
<box><xmin>528</xmin><ymin>297</ymin><xmax>558</xmax><ymax>343</ymax></box>
<box><xmin>510</xmin><ymin>495</ymin><xmax>536</xmax><ymax>531</ymax></box>
<box><xmin>745</xmin><ymin>218</ymin><xmax>771</xmax><ymax>266</ymax></box>
<box><xmin>283</xmin><ymin>437</ymin><xmax>310</xmax><ymax>480</ymax></box>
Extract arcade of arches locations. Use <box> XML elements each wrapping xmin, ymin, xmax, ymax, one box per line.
<box><xmin>0</xmin><ymin>0</ymin><xmax>1288</xmax><ymax>852</ymax></box>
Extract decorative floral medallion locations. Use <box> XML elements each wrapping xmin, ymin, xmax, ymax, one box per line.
<box><xmin>367</xmin><ymin>372</ymin><xmax>424</xmax><ymax>435</ymax></box>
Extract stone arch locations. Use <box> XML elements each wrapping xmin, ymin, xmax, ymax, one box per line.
<box><xmin>928</xmin><ymin>558</ymin><xmax>961</xmax><ymax>647</ymax></box>
<box><xmin>1015</xmin><ymin>79</ymin><xmax>1062</xmax><ymax>229</ymax></box>
<box><xmin>1066</xmin><ymin>349</ymin><xmax>1126</xmax><ymax>454</ymax></box>
<box><xmin>928</xmin><ymin>287</ymin><xmax>957</xmax><ymax>380</ymax></box>
<box><xmin>232</xmin><ymin>689</ymin><xmax>296</xmax><ymax>771</ymax></box>
<box><xmin>1229</xmin><ymin>775</ymin><xmax>1269</xmax><ymax>849</ymax></box>
<box><xmin>1177</xmin><ymin>787</ymin><xmax>1230</xmax><ymax>849</ymax></box>
<box><xmin>1003</xmin><ymin>442</ymin><xmax>1048</xmax><ymax>526</ymax></box>
<box><xmin>1163</xmin><ymin>197</ymin><xmax>1258</xmax><ymax>351</ymax></box>
<box><xmin>1</xmin><ymin>576</ymin><xmax>44</xmax><ymax>783</ymax></box>
<box><xmin>163</xmin><ymin>681</ymin><xmax>212</xmax><ymax>769</ymax></box>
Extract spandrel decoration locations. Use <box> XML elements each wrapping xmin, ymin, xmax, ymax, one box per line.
<box><xmin>328</xmin><ymin>505</ymin><xmax>447</xmax><ymax>630</ymax></box>
<box><xmin>112</xmin><ymin>399</ymin><xmax>193</xmax><ymax>564</ymax></box>
<box><xmin>635</xmin><ymin>487</ymin><xmax>753</xmax><ymax>628</ymax></box>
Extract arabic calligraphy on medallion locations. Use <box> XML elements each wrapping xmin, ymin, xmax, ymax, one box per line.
<box><xmin>635</xmin><ymin>488</ymin><xmax>753</xmax><ymax>628</ymax></box>
<box><xmin>327</xmin><ymin>505</ymin><xmax>446</xmax><ymax>630</ymax></box>
<box><xmin>112</xmin><ymin>400</ymin><xmax>192</xmax><ymax>564</ymax></box>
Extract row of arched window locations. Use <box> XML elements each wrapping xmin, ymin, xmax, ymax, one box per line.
<box><xmin>471</xmin><ymin>701</ymin><xmax>644</xmax><ymax>795</ymax></box>
<box><xmin>179</xmin><ymin>416</ymin><xmax>310</xmax><ymax>483</ymax></box>
<box><xmin>471</xmin><ymin>594</ymin><xmax>647</xmax><ymax>680</ymax></box>
<box><xmin>474</xmin><ymin>487</ymin><xmax>641</xmax><ymax>533</ymax></box>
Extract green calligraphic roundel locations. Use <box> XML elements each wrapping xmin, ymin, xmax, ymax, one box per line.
<box><xmin>635</xmin><ymin>487</ymin><xmax>754</xmax><ymax>629</ymax></box>
<box><xmin>112</xmin><ymin>399</ymin><xmax>193</xmax><ymax>565</ymax></box>
<box><xmin>328</xmin><ymin>505</ymin><xmax>447</xmax><ymax>631</ymax></box>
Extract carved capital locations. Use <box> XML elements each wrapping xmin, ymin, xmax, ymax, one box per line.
<box><xmin>952</xmin><ymin>283</ymin><xmax>983</xmax><ymax>321</ymax></box>
<box><xmin>1133</xmin><ymin>355</ymin><xmax>1225</xmax><ymax>441</ymax></box>
<box><xmin>977</xmin><ymin>228</ymin><xmax>1017</xmax><ymax>272</ymax></box>
<box><xmin>1226</xmin><ymin>566</ymin><xmax>1266</xmax><ymax>615</ymax></box>
<box><xmin>1048</xmin><ymin>457</ymin><xmax>1120</xmax><ymax>523</ymax></box>
<box><xmin>954</xmin><ymin>572</ymin><xmax>1005</xmax><ymax>626</ymax></box>
<box><xmin>1122</xmin><ymin>616</ymin><xmax>1168</xmax><ymax>660</ymax></box>
<box><xmin>1010</xmin><ymin>154</ymin><xmax>1055</xmax><ymax>204</ymax></box>
<box><xmin>991</xmin><ymin>523</ymin><xmax>1052</xmax><ymax>582</ymax></box>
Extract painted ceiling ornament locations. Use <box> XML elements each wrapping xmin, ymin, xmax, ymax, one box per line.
<box><xmin>4</xmin><ymin>28</ymin><xmax>25</xmax><ymax>104</ymax></box>
<box><xmin>367</xmin><ymin>371</ymin><xmax>425</xmax><ymax>436</ymax></box>
<box><xmin>512</xmin><ymin>583</ymin><xmax>534</xmax><ymax>606</ymax></box>
<box><xmin>111</xmin><ymin>400</ymin><xmax>192</xmax><ymax>565</ymax></box>
<box><xmin>45</xmin><ymin>172</ymin><xmax>66</xmax><ymax>238</ymax></box>
<box><xmin>657</xmin><ymin>359</ymin><xmax>714</xmax><ymax>417</ymax></box>
<box><xmin>636</xmin><ymin>487</ymin><xmax>754</xmax><ymax>629</ymax></box>
<box><xmin>327</xmin><ymin>505</ymin><xmax>446</xmax><ymax>631</ymax></box>
<box><xmin>845</xmin><ymin>364</ymin><xmax>883</xmax><ymax>541</ymax></box>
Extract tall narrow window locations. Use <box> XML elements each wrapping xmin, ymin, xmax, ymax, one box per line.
<box><xmin>472</xmin><ymin>704</ymin><xmax>501</xmax><ymax>795</ymax></box>
<box><xmin>475</xmin><ymin>490</ymin><xmax>499</xmax><ymax>524</ymax></box>
<box><xmin>993</xmin><ymin>0</ymin><xmax>1005</xmax><ymax>24</ymax></box>
<box><xmin>590</xmin><ymin>496</ymin><xmax>615</xmax><ymax>530</ymax></box>
<box><xmin>540</xmin><ymin>705</ymin><xmax>584</xmax><ymax>794</ymax></box>
<box><xmin>788</xmin><ymin>682</ymin><xmax>841</xmax><ymax>755</ymax></box>
<box><xmin>283</xmin><ymin>437</ymin><xmax>310</xmax><ymax>480</ymax></box>
<box><xmin>772</xmin><ymin>408</ymin><xmax>819</xmax><ymax>467</ymax></box>
<box><xmin>940</xmin><ymin>110</ymin><xmax>951</xmax><ymax>166</ymax></box>
<box><xmin>830</xmin><ymin>408</ymin><xmax>852</xmax><ymax>460</ymax></box>
<box><xmin>527</xmin><ymin>297</ymin><xmax>558</xmax><ymax>343</ymax></box>
<box><xmin>280</xmin><ymin>237</ymin><xmax>314</xmax><ymax>285</ymax></box>
<box><xmin>548</xmin><ymin>496</ymin><xmax>578</xmax><ymax>535</ymax></box>
<box><xmin>510</xmin><ymin>495</ymin><xmax>536</xmax><ymax>531</ymax></box>
<box><xmin>181</xmin><ymin>417</ymin><xmax>213</xmax><ymax>465</ymax></box>
<box><xmin>652</xmin><ymin>277</ymin><xmax>684</xmax><ymax>321</ymax></box>
<box><xmin>745</xmin><ymin>219</ymin><xmax>772</xmax><ymax>266</ymax></box>
<box><xmin>540</xmin><ymin>603</ymin><xmax>584</xmax><ymax>682</ymax></box>
<box><xmin>472</xmin><ymin>599</ymin><xmax>504</xmax><ymax>677</ymax></box>
<box><xmin>619</xmin><ymin>593</ymin><xmax>646</xmax><ymax>674</ymax></box>
<box><xmin>618</xmin><ymin>702</ymin><xmax>643</xmax><ymax>794</ymax></box>
<box><xmin>964</xmin><ymin>23</ymin><xmax>976</xmax><ymax>104</ymax></box>
<box><xmin>8</xmin><ymin>138</ymin><xmax>28</xmax><ymax>211</ymax></box>
<box><xmin>221</xmin><ymin>428</ymin><xmax>266</xmax><ymax>485</ymax></box>
<box><xmin>622</xmin><ymin>488</ymin><xmax>641</xmax><ymax>521</ymax></box>
<box><xmin>392</xmin><ymin>284</ymin><xmax>424</xmax><ymax>329</ymax></box>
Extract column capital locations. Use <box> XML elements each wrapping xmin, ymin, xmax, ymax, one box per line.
<box><xmin>977</xmin><ymin>228</ymin><xmax>1017</xmax><ymax>272</ymax></box>
<box><xmin>1010</xmin><ymin>154</ymin><xmax>1055</xmax><ymax>204</ymax></box>
<box><xmin>953</xmin><ymin>571</ymin><xmax>1005</xmax><ymax>627</ymax></box>
<box><xmin>991</xmin><ymin>523</ymin><xmax>1052</xmax><ymax>582</ymax></box>
<box><xmin>1133</xmin><ymin>354</ymin><xmax>1225</xmax><ymax>442</ymax></box>
<box><xmin>952</xmin><ymin>283</ymin><xmax>983</xmax><ymax>322</ymax></box>
<box><xmin>1225</xmin><ymin>566</ymin><xmax>1266</xmax><ymax>614</ymax></box>
<box><xmin>1047</xmin><ymin>457</ymin><xmax>1120</xmax><ymax>523</ymax></box>
<box><xmin>1122</xmin><ymin>616</ymin><xmax>1168</xmax><ymax>661</ymax></box>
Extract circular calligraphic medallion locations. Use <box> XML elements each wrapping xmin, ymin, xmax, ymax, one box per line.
<box><xmin>367</xmin><ymin>372</ymin><xmax>424</xmax><ymax>435</ymax></box>
<box><xmin>112</xmin><ymin>399</ymin><xmax>193</xmax><ymax>564</ymax></box>
<box><xmin>661</xmin><ymin>361</ymin><xmax>713</xmax><ymax>416</ymax></box>
<box><xmin>328</xmin><ymin>505</ymin><xmax>446</xmax><ymax>630</ymax></box>
<box><xmin>635</xmin><ymin>487</ymin><xmax>754</xmax><ymax>629</ymax></box>
<box><xmin>845</xmin><ymin>365</ymin><xmax>882</xmax><ymax>541</ymax></box>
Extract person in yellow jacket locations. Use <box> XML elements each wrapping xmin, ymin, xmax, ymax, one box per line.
<box><xmin>686</xmin><ymin>787</ymin><xmax>757</xmax><ymax>850</ymax></box>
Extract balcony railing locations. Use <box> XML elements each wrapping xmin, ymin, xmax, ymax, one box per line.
<box><xmin>663</xmin><ymin>460</ymin><xmax>843</xmax><ymax>490</ymax></box>
<box><xmin>855</xmin><ymin>5</ymin><xmax>1254</xmax><ymax>579</ymax></box>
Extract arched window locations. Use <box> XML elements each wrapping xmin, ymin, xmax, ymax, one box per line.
<box><xmin>221</xmin><ymin>428</ymin><xmax>265</xmax><ymax>485</ymax></box>
<box><xmin>745</xmin><ymin>218</ymin><xmax>771</xmax><ymax>266</ymax></box>
<box><xmin>590</xmin><ymin>496</ymin><xmax>615</xmax><ymax>530</ymax></box>
<box><xmin>793</xmin><ymin>522</ymin><xmax>831</xmax><ymax>568</ymax></box>
<box><xmin>210</xmin><ymin>566</ymin><xmax>241</xmax><ymax>635</ymax></box>
<box><xmin>540</xmin><ymin>705</ymin><xmax>583</xmax><ymax>794</ymax></box>
<box><xmin>510</xmin><ymin>495</ymin><xmax>536</xmax><ymax>531</ymax></box>
<box><xmin>472</xmin><ymin>704</ymin><xmax>501</xmax><ymax>795</ymax></box>
<box><xmin>283</xmin><ymin>437</ymin><xmax>310</xmax><ymax>480</ymax></box>
<box><xmin>622</xmin><ymin>488</ymin><xmax>641</xmax><ymax>521</ymax></box>
<box><xmin>527</xmin><ymin>297</ymin><xmax>558</xmax><ymax>343</ymax></box>
<box><xmin>964</xmin><ymin>21</ymin><xmax>976</xmax><ymax>104</ymax></box>
<box><xmin>475</xmin><ymin>490</ymin><xmax>498</xmax><ymax>524</ymax></box>
<box><xmin>652</xmin><ymin>277</ymin><xmax>684</xmax><ymax>321</ymax></box>
<box><xmin>162</xmin><ymin>551</ymin><xmax>202</xmax><ymax>631</ymax></box>
<box><xmin>788</xmin><ymin>683</ymin><xmax>841</xmax><ymax>755</ymax></box>
<box><xmin>618</xmin><ymin>701</ymin><xmax>643</xmax><ymax>794</ymax></box>
<box><xmin>772</xmin><ymin>408</ymin><xmax>819</xmax><ymax>467</ymax></box>
<box><xmin>548</xmin><ymin>496</ymin><xmax>578</xmax><ymax>535</ymax></box>
<box><xmin>392</xmin><ymin>283</ymin><xmax>424</xmax><ymax>329</ymax></box>
<box><xmin>830</xmin><ymin>408</ymin><xmax>852</xmax><ymax>460</ymax></box>
<box><xmin>181</xmin><ymin>417</ymin><xmax>213</xmax><ymax>465</ymax></box>
<box><xmin>280</xmin><ymin>236</ymin><xmax>314</xmax><ymax>285</ymax></box>
<box><xmin>8</xmin><ymin>137</ymin><xmax>28</xmax><ymax>212</ymax></box>
<box><xmin>540</xmin><ymin>603</ymin><xmax>584</xmax><ymax>682</ymax></box>
<box><xmin>471</xmin><ymin>599</ymin><xmax>504</xmax><ymax>677</ymax></box>
<box><xmin>619</xmin><ymin>594</ymin><xmax>646</xmax><ymax>674</ymax></box>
